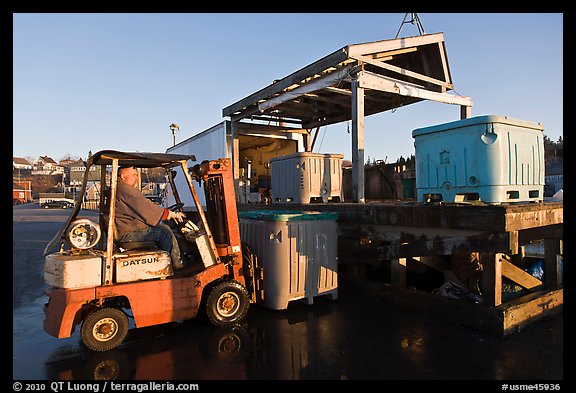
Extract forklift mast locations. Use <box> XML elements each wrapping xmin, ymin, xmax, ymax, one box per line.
<box><xmin>192</xmin><ymin>158</ymin><xmax>243</xmax><ymax>269</ymax></box>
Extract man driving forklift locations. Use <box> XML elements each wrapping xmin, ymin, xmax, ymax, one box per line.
<box><xmin>115</xmin><ymin>165</ymin><xmax>186</xmax><ymax>270</ymax></box>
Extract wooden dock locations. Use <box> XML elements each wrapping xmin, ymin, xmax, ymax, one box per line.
<box><xmin>238</xmin><ymin>201</ymin><xmax>563</xmax><ymax>336</ymax></box>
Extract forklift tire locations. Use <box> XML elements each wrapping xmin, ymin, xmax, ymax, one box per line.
<box><xmin>205</xmin><ymin>281</ymin><xmax>250</xmax><ymax>327</ymax></box>
<box><xmin>81</xmin><ymin>351</ymin><xmax>132</xmax><ymax>380</ymax></box>
<box><xmin>80</xmin><ymin>308</ymin><xmax>129</xmax><ymax>352</ymax></box>
<box><xmin>205</xmin><ymin>324</ymin><xmax>250</xmax><ymax>359</ymax></box>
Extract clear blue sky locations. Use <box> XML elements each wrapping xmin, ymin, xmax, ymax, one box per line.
<box><xmin>13</xmin><ymin>13</ymin><xmax>563</xmax><ymax>163</ymax></box>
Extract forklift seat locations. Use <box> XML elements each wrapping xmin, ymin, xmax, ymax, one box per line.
<box><xmin>116</xmin><ymin>241</ymin><xmax>159</xmax><ymax>252</ymax></box>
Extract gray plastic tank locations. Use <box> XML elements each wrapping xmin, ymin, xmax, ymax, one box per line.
<box><xmin>270</xmin><ymin>152</ymin><xmax>344</xmax><ymax>204</ymax></box>
<box><xmin>239</xmin><ymin>210</ymin><xmax>339</xmax><ymax>310</ymax></box>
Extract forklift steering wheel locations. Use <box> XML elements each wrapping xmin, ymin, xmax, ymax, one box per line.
<box><xmin>167</xmin><ymin>202</ymin><xmax>184</xmax><ymax>211</ymax></box>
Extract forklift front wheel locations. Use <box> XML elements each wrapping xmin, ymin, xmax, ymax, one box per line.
<box><xmin>206</xmin><ymin>281</ymin><xmax>250</xmax><ymax>327</ymax></box>
<box><xmin>80</xmin><ymin>307</ymin><xmax>129</xmax><ymax>352</ymax></box>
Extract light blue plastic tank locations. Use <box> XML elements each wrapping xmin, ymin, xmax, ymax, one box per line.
<box><xmin>412</xmin><ymin>115</ymin><xmax>545</xmax><ymax>203</ymax></box>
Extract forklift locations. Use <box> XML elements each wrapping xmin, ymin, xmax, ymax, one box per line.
<box><xmin>42</xmin><ymin>150</ymin><xmax>263</xmax><ymax>351</ymax></box>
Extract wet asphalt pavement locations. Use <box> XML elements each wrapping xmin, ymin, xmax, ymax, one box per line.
<box><xmin>12</xmin><ymin>204</ymin><xmax>565</xmax><ymax>383</ymax></box>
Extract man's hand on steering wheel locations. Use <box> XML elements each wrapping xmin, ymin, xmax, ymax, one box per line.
<box><xmin>167</xmin><ymin>209</ymin><xmax>186</xmax><ymax>223</ymax></box>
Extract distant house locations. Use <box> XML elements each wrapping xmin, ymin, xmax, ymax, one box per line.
<box><xmin>13</xmin><ymin>156</ymin><xmax>32</xmax><ymax>170</ymax></box>
<box><xmin>13</xmin><ymin>181</ymin><xmax>32</xmax><ymax>204</ymax></box>
<box><xmin>69</xmin><ymin>159</ymin><xmax>99</xmax><ymax>186</ymax></box>
<box><xmin>32</xmin><ymin>156</ymin><xmax>64</xmax><ymax>176</ymax></box>
<box><xmin>13</xmin><ymin>156</ymin><xmax>33</xmax><ymax>180</ymax></box>
<box><xmin>85</xmin><ymin>181</ymin><xmax>103</xmax><ymax>202</ymax></box>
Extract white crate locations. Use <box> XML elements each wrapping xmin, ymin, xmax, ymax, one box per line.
<box><xmin>239</xmin><ymin>210</ymin><xmax>339</xmax><ymax>310</ymax></box>
<box><xmin>271</xmin><ymin>152</ymin><xmax>343</xmax><ymax>204</ymax></box>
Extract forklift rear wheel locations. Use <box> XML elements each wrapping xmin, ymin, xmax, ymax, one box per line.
<box><xmin>205</xmin><ymin>281</ymin><xmax>250</xmax><ymax>327</ymax></box>
<box><xmin>80</xmin><ymin>308</ymin><xmax>129</xmax><ymax>352</ymax></box>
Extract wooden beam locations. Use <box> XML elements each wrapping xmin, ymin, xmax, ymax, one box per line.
<box><xmin>504</xmin><ymin>205</ymin><xmax>564</xmax><ymax>231</ymax></box>
<box><xmin>303</xmin><ymin>92</ymin><xmax>350</xmax><ymax>105</ymax></box>
<box><xmin>324</xmin><ymin>86</ymin><xmax>353</xmax><ymax>96</ymax></box>
<box><xmin>544</xmin><ymin>238</ymin><xmax>562</xmax><ymax>289</ymax></box>
<box><xmin>347</xmin><ymin>32</ymin><xmax>446</xmax><ymax>58</ymax></box>
<box><xmin>230</xmin><ymin>105</ymin><xmax>260</xmax><ymax>123</ymax></box>
<box><xmin>231</xmin><ymin>121</ymin><xmax>240</xmax><ymax>183</ymax></box>
<box><xmin>437</xmin><ymin>41</ymin><xmax>453</xmax><ymax>87</ymax></box>
<box><xmin>480</xmin><ymin>252</ymin><xmax>502</xmax><ymax>307</ymax></box>
<box><xmin>518</xmin><ymin>224</ymin><xmax>563</xmax><ymax>243</ymax></box>
<box><xmin>352</xmin><ymin>53</ymin><xmax>453</xmax><ymax>90</ymax></box>
<box><xmin>501</xmin><ymin>257</ymin><xmax>543</xmax><ymax>290</ymax></box>
<box><xmin>372</xmin><ymin>47</ymin><xmax>418</xmax><ymax>59</ymax></box>
<box><xmin>351</xmin><ymin>77</ymin><xmax>365</xmax><ymax>203</ymax></box>
<box><xmin>357</xmin><ymin>70</ymin><xmax>473</xmax><ymax>107</ymax></box>
<box><xmin>501</xmin><ymin>289</ymin><xmax>563</xmax><ymax>336</ymax></box>
<box><xmin>338</xmin><ymin>231</ymin><xmax>515</xmax><ymax>259</ymax></box>
<box><xmin>235</xmin><ymin>121</ymin><xmax>306</xmax><ymax>134</ymax></box>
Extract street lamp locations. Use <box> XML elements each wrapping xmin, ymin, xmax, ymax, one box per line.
<box><xmin>169</xmin><ymin>123</ymin><xmax>180</xmax><ymax>146</ymax></box>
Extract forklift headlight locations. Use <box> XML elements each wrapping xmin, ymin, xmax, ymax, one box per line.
<box><xmin>66</xmin><ymin>218</ymin><xmax>101</xmax><ymax>250</ymax></box>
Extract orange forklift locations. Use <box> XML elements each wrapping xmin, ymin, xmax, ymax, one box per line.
<box><xmin>42</xmin><ymin>150</ymin><xmax>262</xmax><ymax>351</ymax></box>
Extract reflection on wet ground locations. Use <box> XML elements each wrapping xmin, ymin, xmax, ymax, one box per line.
<box><xmin>42</xmin><ymin>274</ymin><xmax>563</xmax><ymax>381</ymax></box>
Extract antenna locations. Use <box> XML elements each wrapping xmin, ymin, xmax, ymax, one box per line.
<box><xmin>169</xmin><ymin>123</ymin><xmax>180</xmax><ymax>146</ymax></box>
<box><xmin>395</xmin><ymin>13</ymin><xmax>426</xmax><ymax>38</ymax></box>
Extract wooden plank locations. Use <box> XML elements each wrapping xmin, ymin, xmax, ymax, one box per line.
<box><xmin>501</xmin><ymin>289</ymin><xmax>563</xmax><ymax>336</ymax></box>
<box><xmin>504</xmin><ymin>204</ymin><xmax>563</xmax><ymax>231</ymax></box>
<box><xmin>518</xmin><ymin>224</ymin><xmax>563</xmax><ymax>243</ymax></box>
<box><xmin>336</xmin><ymin>231</ymin><xmax>514</xmax><ymax>260</ymax></box>
<box><xmin>351</xmin><ymin>78</ymin><xmax>365</xmax><ymax>203</ymax></box>
<box><xmin>231</xmin><ymin>121</ymin><xmax>240</xmax><ymax>182</ymax></box>
<box><xmin>235</xmin><ymin>122</ymin><xmax>308</xmax><ymax>134</ymax></box>
<box><xmin>303</xmin><ymin>92</ymin><xmax>351</xmax><ymax>105</ymax></box>
<box><xmin>347</xmin><ymin>32</ymin><xmax>445</xmax><ymax>58</ymax></box>
<box><xmin>324</xmin><ymin>86</ymin><xmax>353</xmax><ymax>96</ymax></box>
<box><xmin>480</xmin><ymin>253</ymin><xmax>502</xmax><ymax>307</ymax></box>
<box><xmin>372</xmin><ymin>47</ymin><xmax>418</xmax><ymax>59</ymax></box>
<box><xmin>501</xmin><ymin>258</ymin><xmax>543</xmax><ymax>290</ymax></box>
<box><xmin>247</xmin><ymin>202</ymin><xmax>563</xmax><ymax>232</ymax></box>
<box><xmin>337</xmin><ymin>223</ymin><xmax>483</xmax><ymax>242</ymax></box>
<box><xmin>352</xmin><ymin>53</ymin><xmax>452</xmax><ymax>90</ymax></box>
<box><xmin>544</xmin><ymin>238</ymin><xmax>562</xmax><ymax>289</ymax></box>
<box><xmin>357</xmin><ymin>70</ymin><xmax>473</xmax><ymax>107</ymax></box>
<box><xmin>437</xmin><ymin>41</ymin><xmax>453</xmax><ymax>88</ymax></box>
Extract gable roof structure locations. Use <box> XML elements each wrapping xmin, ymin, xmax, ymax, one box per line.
<box><xmin>222</xmin><ymin>32</ymin><xmax>472</xmax><ymax>202</ymax></box>
<box><xmin>223</xmin><ymin>32</ymin><xmax>472</xmax><ymax>130</ymax></box>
